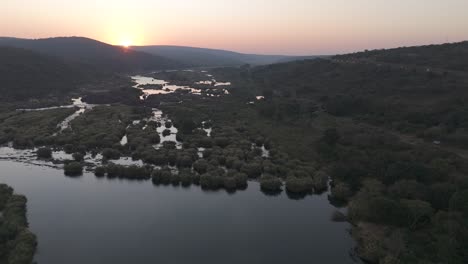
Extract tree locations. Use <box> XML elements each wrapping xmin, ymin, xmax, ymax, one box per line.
<box><xmin>449</xmin><ymin>189</ymin><xmax>468</xmax><ymax>216</ymax></box>
<box><xmin>401</xmin><ymin>199</ymin><xmax>433</xmax><ymax>230</ymax></box>
<box><xmin>64</xmin><ymin>162</ymin><xmax>83</xmax><ymax>176</ymax></box>
<box><xmin>72</xmin><ymin>152</ymin><xmax>84</xmax><ymax>162</ymax></box>
<box><xmin>260</xmin><ymin>175</ymin><xmax>282</xmax><ymax>193</ymax></box>
<box><xmin>36</xmin><ymin>147</ymin><xmax>52</xmax><ymax>159</ymax></box>
<box><xmin>323</xmin><ymin>128</ymin><xmax>340</xmax><ymax>145</ymax></box>
<box><xmin>193</xmin><ymin>159</ymin><xmax>209</xmax><ymax>174</ymax></box>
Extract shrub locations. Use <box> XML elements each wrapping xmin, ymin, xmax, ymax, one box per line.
<box><xmin>152</xmin><ymin>168</ymin><xmax>173</xmax><ymax>185</ymax></box>
<box><xmin>36</xmin><ymin>147</ymin><xmax>52</xmax><ymax>159</ymax></box>
<box><xmin>313</xmin><ymin>171</ymin><xmax>329</xmax><ymax>193</ymax></box>
<box><xmin>200</xmin><ymin>174</ymin><xmax>223</xmax><ymax>189</ymax></box>
<box><xmin>193</xmin><ymin>159</ymin><xmax>209</xmax><ymax>174</ymax></box>
<box><xmin>331</xmin><ymin>182</ymin><xmax>353</xmax><ymax>201</ymax></box>
<box><xmin>72</xmin><ymin>152</ymin><xmax>84</xmax><ymax>162</ymax></box>
<box><xmin>162</xmin><ymin>129</ymin><xmax>171</xmax><ymax>137</ymax></box>
<box><xmin>241</xmin><ymin>162</ymin><xmax>263</xmax><ymax>178</ymax></box>
<box><xmin>260</xmin><ymin>175</ymin><xmax>282</xmax><ymax>192</ymax></box>
<box><xmin>234</xmin><ymin>173</ymin><xmax>248</xmax><ymax>188</ymax></box>
<box><xmin>179</xmin><ymin>170</ymin><xmax>193</xmax><ymax>186</ymax></box>
<box><xmin>64</xmin><ymin>144</ymin><xmax>75</xmax><ymax>154</ymax></box>
<box><xmin>64</xmin><ymin>162</ymin><xmax>83</xmax><ymax>176</ymax></box>
<box><xmin>94</xmin><ymin>166</ymin><xmax>106</xmax><ymax>177</ymax></box>
<box><xmin>285</xmin><ymin>177</ymin><xmax>313</xmax><ymax>193</ymax></box>
<box><xmin>223</xmin><ymin>177</ymin><xmax>237</xmax><ymax>190</ymax></box>
<box><xmin>102</xmin><ymin>148</ymin><xmax>121</xmax><ymax>160</ymax></box>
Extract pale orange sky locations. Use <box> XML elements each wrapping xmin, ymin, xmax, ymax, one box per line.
<box><xmin>1</xmin><ymin>0</ymin><xmax>468</xmax><ymax>55</ymax></box>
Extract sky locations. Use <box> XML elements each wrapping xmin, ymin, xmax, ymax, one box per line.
<box><xmin>1</xmin><ymin>0</ymin><xmax>468</xmax><ymax>55</ymax></box>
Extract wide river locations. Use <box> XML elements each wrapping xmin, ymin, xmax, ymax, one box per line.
<box><xmin>1</xmin><ymin>160</ymin><xmax>359</xmax><ymax>264</ymax></box>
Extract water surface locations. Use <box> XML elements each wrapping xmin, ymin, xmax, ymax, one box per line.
<box><xmin>0</xmin><ymin>160</ymin><xmax>358</xmax><ymax>264</ymax></box>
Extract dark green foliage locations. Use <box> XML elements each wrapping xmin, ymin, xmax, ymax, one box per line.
<box><xmin>63</xmin><ymin>162</ymin><xmax>83</xmax><ymax>176</ymax></box>
<box><xmin>240</xmin><ymin>162</ymin><xmax>262</xmax><ymax>178</ymax></box>
<box><xmin>36</xmin><ymin>147</ymin><xmax>52</xmax><ymax>159</ymax></box>
<box><xmin>102</xmin><ymin>148</ymin><xmax>121</xmax><ymax>160</ymax></box>
<box><xmin>322</xmin><ymin>128</ymin><xmax>340</xmax><ymax>145</ymax></box>
<box><xmin>450</xmin><ymin>189</ymin><xmax>468</xmax><ymax>216</ymax></box>
<box><xmin>0</xmin><ymin>184</ymin><xmax>37</xmax><ymax>263</ymax></box>
<box><xmin>72</xmin><ymin>152</ymin><xmax>84</xmax><ymax>162</ymax></box>
<box><xmin>55</xmin><ymin>105</ymin><xmax>146</xmax><ymax>150</ymax></box>
<box><xmin>94</xmin><ymin>166</ymin><xmax>106</xmax><ymax>177</ymax></box>
<box><xmin>103</xmin><ymin>164</ymin><xmax>150</xmax><ymax>180</ymax></box>
<box><xmin>200</xmin><ymin>174</ymin><xmax>223</xmax><ymax>190</ymax></box>
<box><xmin>193</xmin><ymin>159</ymin><xmax>209</xmax><ymax>174</ymax></box>
<box><xmin>285</xmin><ymin>177</ymin><xmax>313</xmax><ymax>194</ymax></box>
<box><xmin>260</xmin><ymin>175</ymin><xmax>282</xmax><ymax>192</ymax></box>
<box><xmin>162</xmin><ymin>129</ymin><xmax>171</xmax><ymax>137</ymax></box>
<box><xmin>0</xmin><ymin>108</ymin><xmax>75</xmax><ymax>148</ymax></box>
<box><xmin>152</xmin><ymin>168</ymin><xmax>173</xmax><ymax>185</ymax></box>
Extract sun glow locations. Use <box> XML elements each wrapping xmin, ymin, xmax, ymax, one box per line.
<box><xmin>121</xmin><ymin>40</ymin><xmax>132</xmax><ymax>48</ymax></box>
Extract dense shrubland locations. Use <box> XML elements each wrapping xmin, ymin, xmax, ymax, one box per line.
<box><xmin>0</xmin><ymin>108</ymin><xmax>76</xmax><ymax>148</ymax></box>
<box><xmin>0</xmin><ymin>184</ymin><xmax>37</xmax><ymax>264</ymax></box>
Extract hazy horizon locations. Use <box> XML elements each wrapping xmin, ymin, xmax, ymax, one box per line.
<box><xmin>2</xmin><ymin>0</ymin><xmax>468</xmax><ymax>55</ymax></box>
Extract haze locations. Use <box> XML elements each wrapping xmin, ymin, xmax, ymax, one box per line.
<box><xmin>2</xmin><ymin>0</ymin><xmax>468</xmax><ymax>55</ymax></box>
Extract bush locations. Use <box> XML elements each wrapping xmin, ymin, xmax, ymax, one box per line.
<box><xmin>64</xmin><ymin>162</ymin><xmax>83</xmax><ymax>176</ymax></box>
<box><xmin>200</xmin><ymin>174</ymin><xmax>223</xmax><ymax>189</ymax></box>
<box><xmin>223</xmin><ymin>177</ymin><xmax>237</xmax><ymax>190</ymax></box>
<box><xmin>162</xmin><ymin>129</ymin><xmax>171</xmax><ymax>137</ymax></box>
<box><xmin>313</xmin><ymin>171</ymin><xmax>329</xmax><ymax>193</ymax></box>
<box><xmin>102</xmin><ymin>148</ymin><xmax>121</xmax><ymax>160</ymax></box>
<box><xmin>152</xmin><ymin>168</ymin><xmax>173</xmax><ymax>185</ymax></box>
<box><xmin>193</xmin><ymin>159</ymin><xmax>209</xmax><ymax>174</ymax></box>
<box><xmin>94</xmin><ymin>166</ymin><xmax>106</xmax><ymax>177</ymax></box>
<box><xmin>260</xmin><ymin>175</ymin><xmax>282</xmax><ymax>192</ymax></box>
<box><xmin>179</xmin><ymin>170</ymin><xmax>194</xmax><ymax>186</ymax></box>
<box><xmin>233</xmin><ymin>173</ymin><xmax>247</xmax><ymax>188</ymax></box>
<box><xmin>285</xmin><ymin>177</ymin><xmax>313</xmax><ymax>193</ymax></box>
<box><xmin>36</xmin><ymin>147</ymin><xmax>52</xmax><ymax>159</ymax></box>
<box><xmin>72</xmin><ymin>152</ymin><xmax>84</xmax><ymax>162</ymax></box>
<box><xmin>331</xmin><ymin>182</ymin><xmax>353</xmax><ymax>201</ymax></box>
<box><xmin>241</xmin><ymin>162</ymin><xmax>263</xmax><ymax>178</ymax></box>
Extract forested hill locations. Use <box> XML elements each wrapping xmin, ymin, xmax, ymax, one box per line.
<box><xmin>133</xmin><ymin>45</ymin><xmax>318</xmax><ymax>67</ymax></box>
<box><xmin>335</xmin><ymin>41</ymin><xmax>468</xmax><ymax>71</ymax></box>
<box><xmin>0</xmin><ymin>46</ymin><xmax>118</xmax><ymax>100</ymax></box>
<box><xmin>234</xmin><ymin>41</ymin><xmax>468</xmax><ymax>148</ymax></box>
<box><xmin>0</xmin><ymin>37</ymin><xmax>182</xmax><ymax>72</ymax></box>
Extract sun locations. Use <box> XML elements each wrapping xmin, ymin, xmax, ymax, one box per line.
<box><xmin>120</xmin><ymin>40</ymin><xmax>132</xmax><ymax>48</ymax></box>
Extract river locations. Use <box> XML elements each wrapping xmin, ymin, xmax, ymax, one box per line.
<box><xmin>0</xmin><ymin>160</ymin><xmax>358</xmax><ymax>264</ymax></box>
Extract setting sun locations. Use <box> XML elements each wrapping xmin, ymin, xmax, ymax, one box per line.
<box><xmin>121</xmin><ymin>40</ymin><xmax>132</xmax><ymax>48</ymax></box>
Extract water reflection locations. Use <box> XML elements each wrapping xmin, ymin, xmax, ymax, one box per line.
<box><xmin>0</xmin><ymin>160</ymin><xmax>359</xmax><ymax>264</ymax></box>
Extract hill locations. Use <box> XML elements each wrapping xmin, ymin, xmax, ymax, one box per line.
<box><xmin>0</xmin><ymin>46</ymin><xmax>88</xmax><ymax>100</ymax></box>
<box><xmin>0</xmin><ymin>37</ymin><xmax>182</xmax><ymax>72</ymax></box>
<box><xmin>132</xmin><ymin>45</ymin><xmax>318</xmax><ymax>67</ymax></box>
<box><xmin>335</xmin><ymin>41</ymin><xmax>468</xmax><ymax>71</ymax></box>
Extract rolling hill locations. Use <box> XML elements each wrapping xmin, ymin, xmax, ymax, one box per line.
<box><xmin>0</xmin><ymin>46</ymin><xmax>90</xmax><ymax>99</ymax></box>
<box><xmin>132</xmin><ymin>45</ymin><xmax>319</xmax><ymax>67</ymax></box>
<box><xmin>0</xmin><ymin>37</ymin><xmax>182</xmax><ymax>72</ymax></box>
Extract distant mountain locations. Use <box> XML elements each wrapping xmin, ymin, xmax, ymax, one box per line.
<box><xmin>0</xmin><ymin>37</ymin><xmax>182</xmax><ymax>72</ymax></box>
<box><xmin>132</xmin><ymin>45</ymin><xmax>319</xmax><ymax>67</ymax></box>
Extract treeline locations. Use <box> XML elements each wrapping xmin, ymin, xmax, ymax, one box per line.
<box><xmin>0</xmin><ymin>184</ymin><xmax>37</xmax><ymax>264</ymax></box>
<box><xmin>336</xmin><ymin>41</ymin><xmax>468</xmax><ymax>71</ymax></box>
<box><xmin>317</xmin><ymin>127</ymin><xmax>468</xmax><ymax>263</ymax></box>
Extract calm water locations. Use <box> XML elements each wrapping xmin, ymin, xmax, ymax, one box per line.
<box><xmin>0</xmin><ymin>160</ymin><xmax>358</xmax><ymax>264</ymax></box>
